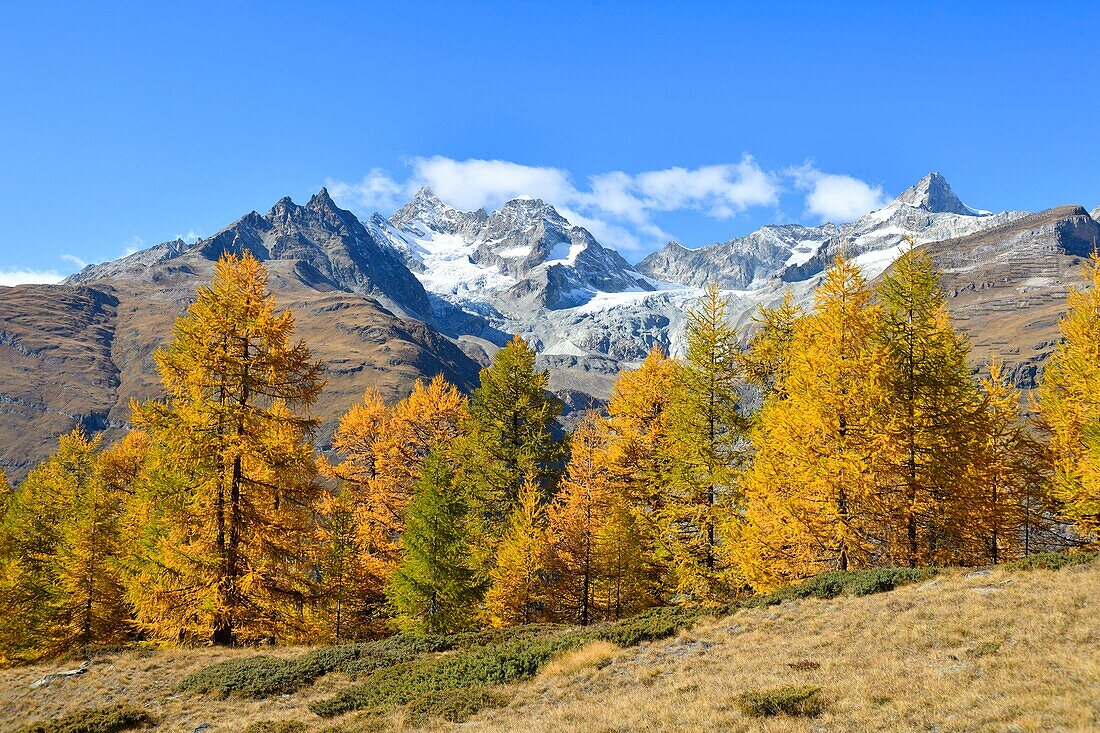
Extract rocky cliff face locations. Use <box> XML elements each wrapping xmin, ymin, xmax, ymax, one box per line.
<box><xmin>383</xmin><ymin>191</ymin><xmax>653</xmax><ymax>309</ymax></box>
<box><xmin>639</xmin><ymin>173</ymin><xmax>1028</xmax><ymax>289</ymax></box>
<box><xmin>68</xmin><ymin>188</ymin><xmax>433</xmax><ymax>320</ymax></box>
<box><xmin>920</xmin><ymin>205</ymin><xmax>1100</xmax><ymax>388</ymax></box>
<box><xmin>636</xmin><ymin>224</ymin><xmax>836</xmax><ymax>289</ymax></box>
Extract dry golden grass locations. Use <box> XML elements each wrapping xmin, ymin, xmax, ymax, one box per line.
<box><xmin>2</xmin><ymin>562</ymin><xmax>1097</xmax><ymax>733</ymax></box>
<box><xmin>467</xmin><ymin>563</ymin><xmax>1100</xmax><ymax>733</ymax></box>
<box><xmin>536</xmin><ymin>641</ymin><xmax>620</xmax><ymax>681</ymax></box>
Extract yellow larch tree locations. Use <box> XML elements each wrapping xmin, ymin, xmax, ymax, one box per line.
<box><xmin>736</xmin><ymin>256</ymin><xmax>894</xmax><ymax>590</ymax></box>
<box><xmin>970</xmin><ymin>361</ymin><xmax>1052</xmax><ymax>562</ymax></box>
<box><xmin>1036</xmin><ymin>252</ymin><xmax>1100</xmax><ymax>540</ymax></box>
<box><xmin>127</xmin><ymin>252</ymin><xmax>324</xmax><ymax>645</ymax></box>
<box><xmin>0</xmin><ymin>430</ymin><xmax>132</xmax><ymax>663</ymax></box>
<box><xmin>665</xmin><ymin>283</ymin><xmax>746</xmax><ymax>600</ymax></box>
<box><xmin>546</xmin><ymin>414</ymin><xmax>614</xmax><ymax>625</ymax></box>
<box><xmin>876</xmin><ymin>246</ymin><xmax>984</xmax><ymax>566</ymax></box>
<box><xmin>603</xmin><ymin>346</ymin><xmax>681</xmax><ymax>601</ymax></box>
<box><xmin>484</xmin><ymin>476</ymin><xmax>550</xmax><ymax>627</ymax></box>
<box><xmin>322</xmin><ymin>376</ymin><xmax>469</xmax><ymax>635</ymax></box>
<box><xmin>740</xmin><ymin>290</ymin><xmax>804</xmax><ymax>400</ymax></box>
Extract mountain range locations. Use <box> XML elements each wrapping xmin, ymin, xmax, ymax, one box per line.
<box><xmin>1</xmin><ymin>172</ymin><xmax>1097</xmax><ymax>480</ymax></box>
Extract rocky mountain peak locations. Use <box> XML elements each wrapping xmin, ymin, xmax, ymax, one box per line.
<box><xmin>893</xmin><ymin>172</ymin><xmax>975</xmax><ymax>215</ymax></box>
<box><xmin>306</xmin><ymin>186</ymin><xmax>339</xmax><ymax>213</ymax></box>
<box><xmin>1090</xmin><ymin>205</ymin><xmax>1100</xmax><ymax>222</ymax></box>
<box><xmin>390</xmin><ymin>187</ymin><xmax>487</xmax><ymax>237</ymax></box>
<box><xmin>495</xmin><ymin>197</ymin><xmax>568</xmax><ymax>227</ymax></box>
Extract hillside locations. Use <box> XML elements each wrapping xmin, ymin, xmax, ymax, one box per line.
<box><xmin>2</xmin><ymin>556</ymin><xmax>1096</xmax><ymax>733</ymax></box>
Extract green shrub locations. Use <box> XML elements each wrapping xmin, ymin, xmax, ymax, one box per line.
<box><xmin>585</xmin><ymin>607</ymin><xmax>705</xmax><ymax>647</ymax></box>
<box><xmin>308</xmin><ymin>607</ymin><xmax>711</xmax><ymax>719</ymax></box>
<box><xmin>241</xmin><ymin>722</ymin><xmax>308</xmax><ymax>733</ymax></box>
<box><xmin>178</xmin><ymin>625</ymin><xmax>573</xmax><ymax>700</ymax></box>
<box><xmin>177</xmin><ymin>655</ymin><xmax>301</xmax><ymax>697</ymax></box>
<box><xmin>309</xmin><ymin>634</ymin><xmax>583</xmax><ymax>718</ymax></box>
<box><xmin>750</xmin><ymin>566</ymin><xmax>938</xmax><ymax>606</ymax></box>
<box><xmin>19</xmin><ymin>705</ymin><xmax>154</xmax><ymax>733</ymax></box>
<box><xmin>1004</xmin><ymin>550</ymin><xmax>1100</xmax><ymax>571</ymax></box>
<box><xmin>405</xmin><ymin>686</ymin><xmax>508</xmax><ymax>724</ymax></box>
<box><xmin>735</xmin><ymin>685</ymin><xmax>825</xmax><ymax>718</ymax></box>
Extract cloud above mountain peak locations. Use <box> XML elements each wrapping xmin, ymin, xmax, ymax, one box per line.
<box><xmin>328</xmin><ymin>156</ymin><xmax>888</xmax><ymax>255</ymax></box>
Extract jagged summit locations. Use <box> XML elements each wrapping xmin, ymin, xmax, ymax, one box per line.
<box><xmin>66</xmin><ymin>189</ymin><xmax>433</xmax><ymax>319</ymax></box>
<box><xmin>375</xmin><ymin>189</ymin><xmax>652</xmax><ymax>310</ymax></box>
<box><xmin>893</xmin><ymin>172</ymin><xmax>976</xmax><ymax>215</ymax></box>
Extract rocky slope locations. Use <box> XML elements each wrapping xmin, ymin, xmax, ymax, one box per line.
<box><xmin>68</xmin><ymin>189</ymin><xmax>433</xmax><ymax>320</ymax></box>
<box><xmin>921</xmin><ymin>204</ymin><xmax>1100</xmax><ymax>387</ymax></box>
<box><xmin>0</xmin><ymin>192</ymin><xmax>482</xmax><ymax>481</ymax></box>
<box><xmin>370</xmin><ymin>188</ymin><xmax>652</xmax><ymax>310</ymax></box>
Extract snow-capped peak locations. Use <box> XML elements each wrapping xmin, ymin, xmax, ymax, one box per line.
<box><xmin>891</xmin><ymin>172</ymin><xmax>978</xmax><ymax>216</ymax></box>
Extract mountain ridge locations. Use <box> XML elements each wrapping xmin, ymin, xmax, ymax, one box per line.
<box><xmin>3</xmin><ymin>172</ymin><xmax>1096</xmax><ymax>481</ymax></box>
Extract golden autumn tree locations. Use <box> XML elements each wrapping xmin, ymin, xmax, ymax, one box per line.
<box><xmin>736</xmin><ymin>256</ymin><xmax>893</xmax><ymax>590</ymax></box>
<box><xmin>484</xmin><ymin>476</ymin><xmax>550</xmax><ymax>627</ymax></box>
<box><xmin>970</xmin><ymin>361</ymin><xmax>1052</xmax><ymax>562</ymax></box>
<box><xmin>603</xmin><ymin>346</ymin><xmax>681</xmax><ymax>600</ymax></box>
<box><xmin>1036</xmin><ymin>252</ymin><xmax>1100</xmax><ymax>540</ymax></box>
<box><xmin>665</xmin><ymin>283</ymin><xmax>745</xmax><ymax>600</ymax></box>
<box><xmin>546</xmin><ymin>414</ymin><xmax>614</xmax><ymax>625</ymax></box>
<box><xmin>740</xmin><ymin>290</ymin><xmax>804</xmax><ymax>400</ymax></box>
<box><xmin>0</xmin><ymin>430</ymin><xmax>132</xmax><ymax>663</ymax></box>
<box><xmin>549</xmin><ymin>412</ymin><xmax>650</xmax><ymax>623</ymax></box>
<box><xmin>876</xmin><ymin>246</ymin><xmax>984</xmax><ymax>566</ymax></box>
<box><xmin>128</xmin><ymin>252</ymin><xmax>324</xmax><ymax>645</ymax></box>
<box><xmin>321</xmin><ymin>376</ymin><xmax>468</xmax><ymax>635</ymax></box>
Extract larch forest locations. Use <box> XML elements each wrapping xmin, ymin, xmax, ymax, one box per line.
<box><xmin>2</xmin><ymin>245</ymin><xmax>1098</xmax><ymax>664</ymax></box>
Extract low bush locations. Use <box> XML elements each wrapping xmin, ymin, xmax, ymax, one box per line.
<box><xmin>177</xmin><ymin>655</ymin><xmax>301</xmax><ymax>697</ymax></box>
<box><xmin>405</xmin><ymin>686</ymin><xmax>509</xmax><ymax>724</ymax></box>
<box><xmin>751</xmin><ymin>566</ymin><xmax>938</xmax><ymax>606</ymax></box>
<box><xmin>309</xmin><ymin>635</ymin><xmax>582</xmax><ymax>717</ymax></box>
<box><xmin>178</xmin><ymin>624</ymin><xmax>570</xmax><ymax>699</ymax></box>
<box><xmin>241</xmin><ymin>722</ymin><xmax>308</xmax><ymax>733</ymax></box>
<box><xmin>19</xmin><ymin>705</ymin><xmax>154</xmax><ymax>733</ymax></box>
<box><xmin>1004</xmin><ymin>550</ymin><xmax>1100</xmax><ymax>571</ymax></box>
<box><xmin>584</xmin><ymin>607</ymin><xmax>706</xmax><ymax>647</ymax></box>
<box><xmin>735</xmin><ymin>685</ymin><xmax>825</xmax><ymax>718</ymax></box>
<box><xmin>309</xmin><ymin>608</ymin><xmax>706</xmax><ymax>718</ymax></box>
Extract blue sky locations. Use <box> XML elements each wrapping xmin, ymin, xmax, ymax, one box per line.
<box><xmin>2</xmin><ymin>1</ymin><xmax>1098</xmax><ymax>283</ymax></box>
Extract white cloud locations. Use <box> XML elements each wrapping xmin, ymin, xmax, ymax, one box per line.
<box><xmin>329</xmin><ymin>156</ymin><xmax>782</xmax><ymax>254</ymax></box>
<box><xmin>410</xmin><ymin>157</ymin><xmax>576</xmax><ymax>212</ymax></box>
<box><xmin>124</xmin><ymin>236</ymin><xmax>144</xmax><ymax>256</ymax></box>
<box><xmin>326</xmin><ymin>167</ymin><xmax>407</xmax><ymax>213</ymax></box>
<box><xmin>175</xmin><ymin>230</ymin><xmax>201</xmax><ymax>244</ymax></box>
<box><xmin>633</xmin><ymin>158</ymin><xmax>780</xmax><ymax>217</ymax></box>
<box><xmin>60</xmin><ymin>253</ymin><xmax>88</xmax><ymax>269</ymax></box>
<box><xmin>0</xmin><ymin>269</ymin><xmax>65</xmax><ymax>287</ymax></box>
<box><xmin>789</xmin><ymin>164</ymin><xmax>890</xmax><ymax>223</ymax></box>
<box><xmin>328</xmin><ymin>156</ymin><xmax>886</xmax><ymax>254</ymax></box>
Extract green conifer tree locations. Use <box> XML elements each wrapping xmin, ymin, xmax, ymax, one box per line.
<box><xmin>386</xmin><ymin>453</ymin><xmax>480</xmax><ymax>635</ymax></box>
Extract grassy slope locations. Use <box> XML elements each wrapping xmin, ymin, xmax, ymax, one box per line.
<box><xmin>1</xmin><ymin>560</ymin><xmax>1097</xmax><ymax>733</ymax></box>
